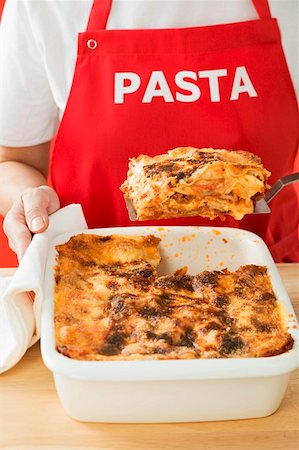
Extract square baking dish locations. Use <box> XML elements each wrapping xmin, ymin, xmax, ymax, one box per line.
<box><xmin>41</xmin><ymin>226</ymin><xmax>299</xmax><ymax>423</ymax></box>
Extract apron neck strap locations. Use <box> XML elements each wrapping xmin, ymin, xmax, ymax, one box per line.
<box><xmin>87</xmin><ymin>0</ymin><xmax>272</xmax><ymax>31</ymax></box>
<box><xmin>252</xmin><ymin>0</ymin><xmax>272</xmax><ymax>19</ymax></box>
<box><xmin>87</xmin><ymin>0</ymin><xmax>112</xmax><ymax>31</ymax></box>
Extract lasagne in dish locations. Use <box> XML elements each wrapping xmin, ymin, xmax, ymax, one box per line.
<box><xmin>54</xmin><ymin>234</ymin><xmax>293</xmax><ymax>361</ymax></box>
<box><xmin>120</xmin><ymin>147</ymin><xmax>270</xmax><ymax>221</ymax></box>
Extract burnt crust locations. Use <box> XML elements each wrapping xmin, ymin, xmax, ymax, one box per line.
<box><xmin>54</xmin><ymin>235</ymin><xmax>293</xmax><ymax>361</ymax></box>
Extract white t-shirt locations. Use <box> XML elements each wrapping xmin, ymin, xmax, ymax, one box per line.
<box><xmin>0</xmin><ymin>0</ymin><xmax>297</xmax><ymax>147</ymax></box>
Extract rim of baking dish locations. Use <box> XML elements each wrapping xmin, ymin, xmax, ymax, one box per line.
<box><xmin>41</xmin><ymin>226</ymin><xmax>299</xmax><ymax>381</ymax></box>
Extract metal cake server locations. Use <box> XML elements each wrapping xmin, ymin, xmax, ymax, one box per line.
<box><xmin>125</xmin><ymin>172</ymin><xmax>299</xmax><ymax>220</ymax></box>
<box><xmin>125</xmin><ymin>198</ymin><xmax>138</xmax><ymax>221</ymax></box>
<box><xmin>254</xmin><ymin>172</ymin><xmax>299</xmax><ymax>214</ymax></box>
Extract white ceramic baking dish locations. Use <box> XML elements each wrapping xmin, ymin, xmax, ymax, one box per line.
<box><xmin>41</xmin><ymin>226</ymin><xmax>299</xmax><ymax>423</ymax></box>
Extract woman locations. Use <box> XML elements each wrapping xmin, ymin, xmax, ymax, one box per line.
<box><xmin>0</xmin><ymin>0</ymin><xmax>298</xmax><ymax>262</ymax></box>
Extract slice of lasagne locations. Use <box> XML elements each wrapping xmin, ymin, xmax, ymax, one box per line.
<box><xmin>120</xmin><ymin>147</ymin><xmax>270</xmax><ymax>221</ymax></box>
<box><xmin>54</xmin><ymin>234</ymin><xmax>293</xmax><ymax>361</ymax></box>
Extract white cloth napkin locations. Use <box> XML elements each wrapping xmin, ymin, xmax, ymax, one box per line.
<box><xmin>0</xmin><ymin>204</ymin><xmax>87</xmax><ymax>373</ymax></box>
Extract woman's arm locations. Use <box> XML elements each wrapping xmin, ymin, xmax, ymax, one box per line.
<box><xmin>0</xmin><ymin>143</ymin><xmax>60</xmax><ymax>260</ymax></box>
<box><xmin>0</xmin><ymin>143</ymin><xmax>50</xmax><ymax>214</ymax></box>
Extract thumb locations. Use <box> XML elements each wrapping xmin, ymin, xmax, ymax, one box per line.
<box><xmin>21</xmin><ymin>186</ymin><xmax>59</xmax><ymax>234</ymax></box>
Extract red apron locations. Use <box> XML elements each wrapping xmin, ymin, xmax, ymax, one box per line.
<box><xmin>51</xmin><ymin>0</ymin><xmax>299</xmax><ymax>262</ymax></box>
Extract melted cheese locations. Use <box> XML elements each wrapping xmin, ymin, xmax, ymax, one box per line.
<box><xmin>54</xmin><ymin>234</ymin><xmax>293</xmax><ymax>361</ymax></box>
<box><xmin>120</xmin><ymin>147</ymin><xmax>271</xmax><ymax>221</ymax></box>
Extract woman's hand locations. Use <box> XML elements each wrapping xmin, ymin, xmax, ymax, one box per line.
<box><xmin>3</xmin><ymin>185</ymin><xmax>60</xmax><ymax>261</ymax></box>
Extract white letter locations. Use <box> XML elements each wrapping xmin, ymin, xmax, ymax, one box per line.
<box><xmin>199</xmin><ymin>69</ymin><xmax>228</xmax><ymax>102</ymax></box>
<box><xmin>175</xmin><ymin>71</ymin><xmax>200</xmax><ymax>102</ymax></box>
<box><xmin>114</xmin><ymin>72</ymin><xmax>141</xmax><ymax>104</ymax></box>
<box><xmin>142</xmin><ymin>71</ymin><xmax>174</xmax><ymax>103</ymax></box>
<box><xmin>230</xmin><ymin>66</ymin><xmax>258</xmax><ymax>100</ymax></box>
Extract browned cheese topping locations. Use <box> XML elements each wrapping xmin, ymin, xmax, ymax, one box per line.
<box><xmin>120</xmin><ymin>147</ymin><xmax>271</xmax><ymax>221</ymax></box>
<box><xmin>54</xmin><ymin>234</ymin><xmax>293</xmax><ymax>361</ymax></box>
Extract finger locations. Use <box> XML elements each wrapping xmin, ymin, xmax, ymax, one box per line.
<box><xmin>36</xmin><ymin>186</ymin><xmax>60</xmax><ymax>229</ymax></box>
<box><xmin>14</xmin><ymin>227</ymin><xmax>32</xmax><ymax>262</ymax></box>
<box><xmin>39</xmin><ymin>185</ymin><xmax>60</xmax><ymax>214</ymax></box>
<box><xmin>21</xmin><ymin>187</ymin><xmax>57</xmax><ymax>234</ymax></box>
<box><xmin>3</xmin><ymin>206</ymin><xmax>32</xmax><ymax>261</ymax></box>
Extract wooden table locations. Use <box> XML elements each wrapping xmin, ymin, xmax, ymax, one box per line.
<box><xmin>0</xmin><ymin>264</ymin><xmax>298</xmax><ymax>450</ymax></box>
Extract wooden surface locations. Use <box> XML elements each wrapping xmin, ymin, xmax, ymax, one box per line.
<box><xmin>0</xmin><ymin>264</ymin><xmax>298</xmax><ymax>450</ymax></box>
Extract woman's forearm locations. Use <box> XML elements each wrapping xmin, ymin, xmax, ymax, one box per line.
<box><xmin>0</xmin><ymin>143</ymin><xmax>60</xmax><ymax>260</ymax></box>
<box><xmin>0</xmin><ymin>160</ymin><xmax>47</xmax><ymax>215</ymax></box>
<box><xmin>0</xmin><ymin>142</ymin><xmax>51</xmax><ymax>215</ymax></box>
